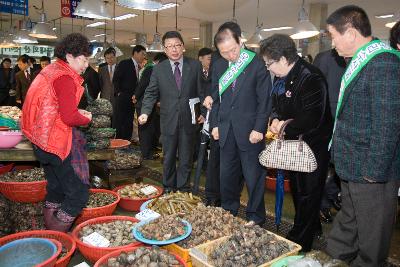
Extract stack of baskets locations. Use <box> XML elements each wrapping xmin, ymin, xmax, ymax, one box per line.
<box><xmin>86</xmin><ymin>99</ymin><xmax>115</xmax><ymax>149</ymax></box>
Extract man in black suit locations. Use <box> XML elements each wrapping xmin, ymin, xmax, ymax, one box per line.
<box><xmin>113</xmin><ymin>45</ymin><xmax>147</xmax><ymax>140</ymax></box>
<box><xmin>210</xmin><ymin>22</ymin><xmax>272</xmax><ymax>225</ymax></box>
<box><xmin>15</xmin><ymin>54</ymin><xmax>34</xmax><ymax>107</ymax></box>
<box><xmin>79</xmin><ymin>65</ymin><xmax>101</xmax><ymax>109</ymax></box>
<box><xmin>138</xmin><ymin>31</ymin><xmax>204</xmax><ymax>192</ymax></box>
<box><xmin>134</xmin><ymin>52</ymin><xmax>167</xmax><ymax>160</ymax></box>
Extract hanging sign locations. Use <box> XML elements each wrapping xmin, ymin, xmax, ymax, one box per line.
<box><xmin>1</xmin><ymin>45</ymin><xmax>54</xmax><ymax>57</ymax></box>
<box><xmin>61</xmin><ymin>0</ymin><xmax>90</xmax><ymax>19</ymax></box>
<box><xmin>0</xmin><ymin>0</ymin><xmax>29</xmax><ymax>16</ymax></box>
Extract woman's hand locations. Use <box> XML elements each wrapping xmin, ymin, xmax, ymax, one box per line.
<box><xmin>270</xmin><ymin>119</ymin><xmax>285</xmax><ymax>134</ymax></box>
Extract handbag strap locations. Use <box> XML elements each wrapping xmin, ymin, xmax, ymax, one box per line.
<box><xmin>277</xmin><ymin>119</ymin><xmax>304</xmax><ymax>152</ymax></box>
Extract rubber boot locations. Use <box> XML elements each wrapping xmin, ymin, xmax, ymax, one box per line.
<box><xmin>45</xmin><ymin>210</ymin><xmax>75</xmax><ymax>233</ymax></box>
<box><xmin>43</xmin><ymin>202</ymin><xmax>61</xmax><ymax>230</ymax></box>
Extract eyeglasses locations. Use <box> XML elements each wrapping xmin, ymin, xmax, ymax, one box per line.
<box><xmin>265</xmin><ymin>60</ymin><xmax>277</xmax><ymax>69</ymax></box>
<box><xmin>164</xmin><ymin>43</ymin><xmax>183</xmax><ymax>50</ymax></box>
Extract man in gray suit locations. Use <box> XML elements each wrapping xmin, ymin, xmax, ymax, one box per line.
<box><xmin>138</xmin><ymin>31</ymin><xmax>204</xmax><ymax>192</ymax></box>
<box><xmin>98</xmin><ymin>47</ymin><xmax>117</xmax><ymax>110</ymax></box>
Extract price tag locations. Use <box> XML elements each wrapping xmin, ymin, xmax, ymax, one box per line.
<box><xmin>73</xmin><ymin>262</ymin><xmax>90</xmax><ymax>267</ymax></box>
<box><xmin>82</xmin><ymin>232</ymin><xmax>110</xmax><ymax>247</ymax></box>
<box><xmin>140</xmin><ymin>185</ymin><xmax>158</xmax><ymax>196</ymax></box>
<box><xmin>135</xmin><ymin>208</ymin><xmax>161</xmax><ymax>221</ymax></box>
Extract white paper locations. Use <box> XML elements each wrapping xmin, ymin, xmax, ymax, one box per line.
<box><xmin>82</xmin><ymin>232</ymin><xmax>110</xmax><ymax>247</ymax></box>
<box><xmin>73</xmin><ymin>262</ymin><xmax>90</xmax><ymax>267</ymax></box>
<box><xmin>135</xmin><ymin>208</ymin><xmax>161</xmax><ymax>221</ymax></box>
<box><xmin>189</xmin><ymin>97</ymin><xmax>200</xmax><ymax>124</ymax></box>
<box><xmin>140</xmin><ymin>185</ymin><xmax>158</xmax><ymax>196</ymax></box>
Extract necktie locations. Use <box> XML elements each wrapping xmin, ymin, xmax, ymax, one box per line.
<box><xmin>135</xmin><ymin>64</ymin><xmax>139</xmax><ymax>80</ymax></box>
<box><xmin>109</xmin><ymin>65</ymin><xmax>113</xmax><ymax>81</ymax></box>
<box><xmin>25</xmin><ymin>70</ymin><xmax>31</xmax><ymax>82</ymax></box>
<box><xmin>174</xmin><ymin>62</ymin><xmax>182</xmax><ymax>90</ymax></box>
<box><xmin>203</xmin><ymin>69</ymin><xmax>208</xmax><ymax>78</ymax></box>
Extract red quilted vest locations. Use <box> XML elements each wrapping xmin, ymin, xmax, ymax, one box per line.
<box><xmin>21</xmin><ymin>59</ymin><xmax>84</xmax><ymax>160</ymax></box>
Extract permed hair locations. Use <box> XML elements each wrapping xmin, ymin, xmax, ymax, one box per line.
<box><xmin>259</xmin><ymin>34</ymin><xmax>298</xmax><ymax>64</ymax></box>
<box><xmin>54</xmin><ymin>33</ymin><xmax>92</xmax><ymax>62</ymax></box>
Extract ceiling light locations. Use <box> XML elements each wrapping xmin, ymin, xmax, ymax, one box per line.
<box><xmin>74</xmin><ymin>0</ymin><xmax>112</xmax><ymax>20</ymax></box>
<box><xmin>385</xmin><ymin>12</ymin><xmax>400</xmax><ymax>28</ymax></box>
<box><xmin>113</xmin><ymin>13</ymin><xmax>137</xmax><ymax>20</ymax></box>
<box><xmin>117</xmin><ymin>0</ymin><xmax>162</xmax><ymax>11</ymax></box>
<box><xmin>290</xmin><ymin>0</ymin><xmax>319</xmax><ymax>40</ymax></box>
<box><xmin>385</xmin><ymin>21</ymin><xmax>397</xmax><ymax>28</ymax></box>
<box><xmin>155</xmin><ymin>3</ymin><xmax>178</xmax><ymax>11</ymax></box>
<box><xmin>148</xmin><ymin>33</ymin><xmax>163</xmax><ymax>52</ymax></box>
<box><xmin>87</xmin><ymin>22</ymin><xmax>106</xmax><ymax>27</ymax></box>
<box><xmin>262</xmin><ymin>26</ymin><xmax>293</xmax><ymax>32</ymax></box>
<box><xmin>375</xmin><ymin>14</ymin><xmax>394</xmax><ymax>19</ymax></box>
<box><xmin>246</xmin><ymin>0</ymin><xmax>263</xmax><ymax>48</ymax></box>
<box><xmin>94</xmin><ymin>33</ymin><xmax>107</xmax><ymax>37</ymax></box>
<box><xmin>240</xmin><ymin>32</ymin><xmax>248</xmax><ymax>43</ymax></box>
<box><xmin>90</xmin><ymin>39</ymin><xmax>97</xmax><ymax>42</ymax></box>
<box><xmin>52</xmin><ymin>27</ymin><xmax>57</xmax><ymax>30</ymax></box>
<box><xmin>29</xmin><ymin>13</ymin><xmax>57</xmax><ymax>39</ymax></box>
<box><xmin>192</xmin><ymin>37</ymin><xmax>200</xmax><ymax>40</ymax></box>
<box><xmin>13</xmin><ymin>20</ymin><xmax>38</xmax><ymax>44</ymax></box>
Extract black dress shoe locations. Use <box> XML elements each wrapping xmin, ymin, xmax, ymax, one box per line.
<box><xmin>320</xmin><ymin>209</ymin><xmax>333</xmax><ymax>223</ymax></box>
<box><xmin>332</xmin><ymin>199</ymin><xmax>341</xmax><ymax>211</ymax></box>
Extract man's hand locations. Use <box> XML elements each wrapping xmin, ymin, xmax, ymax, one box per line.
<box><xmin>132</xmin><ymin>95</ymin><xmax>137</xmax><ymax>104</ymax></box>
<box><xmin>138</xmin><ymin>114</ymin><xmax>148</xmax><ymax>125</ymax></box>
<box><xmin>211</xmin><ymin>127</ymin><xmax>219</xmax><ymax>140</ymax></box>
<box><xmin>16</xmin><ymin>100</ymin><xmax>21</xmax><ymax>104</ymax></box>
<box><xmin>203</xmin><ymin>96</ymin><xmax>213</xmax><ymax>110</ymax></box>
<box><xmin>249</xmin><ymin>130</ymin><xmax>263</xmax><ymax>144</ymax></box>
<box><xmin>197</xmin><ymin>115</ymin><xmax>205</xmax><ymax>124</ymax></box>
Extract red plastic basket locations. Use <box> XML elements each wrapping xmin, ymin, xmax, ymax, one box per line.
<box><xmin>75</xmin><ymin>189</ymin><xmax>120</xmax><ymax>225</ymax></box>
<box><xmin>0</xmin><ymin>230</ymin><xmax>76</xmax><ymax>267</ymax></box>
<box><xmin>72</xmin><ymin>215</ymin><xmax>142</xmax><ymax>263</ymax></box>
<box><xmin>94</xmin><ymin>245</ymin><xmax>187</xmax><ymax>267</ymax></box>
<box><xmin>0</xmin><ymin>179</ymin><xmax>47</xmax><ymax>203</ymax></box>
<box><xmin>0</xmin><ymin>163</ymin><xmax>14</xmax><ymax>175</ymax></box>
<box><xmin>39</xmin><ymin>238</ymin><xmax>62</xmax><ymax>267</ymax></box>
<box><xmin>113</xmin><ymin>184</ymin><xmax>163</xmax><ymax>211</ymax></box>
<box><xmin>265</xmin><ymin>176</ymin><xmax>291</xmax><ymax>193</ymax></box>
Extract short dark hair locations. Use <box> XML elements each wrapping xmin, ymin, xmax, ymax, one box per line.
<box><xmin>131</xmin><ymin>45</ymin><xmax>146</xmax><ymax>55</ymax></box>
<box><xmin>104</xmin><ymin>47</ymin><xmax>116</xmax><ymax>56</ymax></box>
<box><xmin>214</xmin><ymin>21</ymin><xmax>242</xmax><ymax>47</ymax></box>
<box><xmin>1</xmin><ymin>58</ymin><xmax>11</xmax><ymax>64</ymax></box>
<box><xmin>259</xmin><ymin>34</ymin><xmax>298</xmax><ymax>64</ymax></box>
<box><xmin>326</xmin><ymin>5</ymin><xmax>371</xmax><ymax>37</ymax></box>
<box><xmin>162</xmin><ymin>31</ymin><xmax>184</xmax><ymax>46</ymax></box>
<box><xmin>54</xmin><ymin>33</ymin><xmax>92</xmax><ymax>62</ymax></box>
<box><xmin>28</xmin><ymin>57</ymin><xmax>36</xmax><ymax>64</ymax></box>
<box><xmin>389</xmin><ymin>21</ymin><xmax>400</xmax><ymax>50</ymax></box>
<box><xmin>40</xmin><ymin>56</ymin><xmax>51</xmax><ymax>63</ymax></box>
<box><xmin>153</xmin><ymin>52</ymin><xmax>168</xmax><ymax>63</ymax></box>
<box><xmin>17</xmin><ymin>54</ymin><xmax>30</xmax><ymax>63</ymax></box>
<box><xmin>198</xmin><ymin>47</ymin><xmax>212</xmax><ymax>58</ymax></box>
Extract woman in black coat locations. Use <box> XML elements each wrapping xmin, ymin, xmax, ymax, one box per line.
<box><xmin>260</xmin><ymin>34</ymin><xmax>333</xmax><ymax>252</ymax></box>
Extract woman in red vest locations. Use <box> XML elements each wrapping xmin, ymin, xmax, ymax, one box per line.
<box><xmin>22</xmin><ymin>33</ymin><xmax>92</xmax><ymax>232</ymax></box>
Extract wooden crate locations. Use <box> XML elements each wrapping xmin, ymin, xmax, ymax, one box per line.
<box><xmin>189</xmin><ymin>232</ymin><xmax>302</xmax><ymax>267</ymax></box>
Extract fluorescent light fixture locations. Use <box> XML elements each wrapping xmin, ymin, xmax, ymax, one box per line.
<box><xmin>290</xmin><ymin>1</ymin><xmax>319</xmax><ymax>40</ymax></box>
<box><xmin>94</xmin><ymin>33</ymin><xmax>107</xmax><ymax>37</ymax></box>
<box><xmin>52</xmin><ymin>27</ymin><xmax>57</xmax><ymax>30</ymax></box>
<box><xmin>385</xmin><ymin>21</ymin><xmax>397</xmax><ymax>28</ymax></box>
<box><xmin>156</xmin><ymin>3</ymin><xmax>178</xmax><ymax>11</ymax></box>
<box><xmin>86</xmin><ymin>21</ymin><xmax>106</xmax><ymax>27</ymax></box>
<box><xmin>73</xmin><ymin>0</ymin><xmax>112</xmax><ymax>20</ymax></box>
<box><xmin>90</xmin><ymin>39</ymin><xmax>98</xmax><ymax>42</ymax></box>
<box><xmin>113</xmin><ymin>13</ymin><xmax>137</xmax><ymax>20</ymax></box>
<box><xmin>192</xmin><ymin>37</ymin><xmax>200</xmax><ymax>40</ymax></box>
<box><xmin>29</xmin><ymin>13</ymin><xmax>58</xmax><ymax>39</ymax></box>
<box><xmin>375</xmin><ymin>14</ymin><xmax>394</xmax><ymax>19</ymax></box>
<box><xmin>262</xmin><ymin>26</ymin><xmax>293</xmax><ymax>32</ymax></box>
<box><xmin>117</xmin><ymin>0</ymin><xmax>162</xmax><ymax>10</ymax></box>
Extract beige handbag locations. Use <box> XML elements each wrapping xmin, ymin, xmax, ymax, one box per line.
<box><xmin>259</xmin><ymin>119</ymin><xmax>317</xmax><ymax>173</ymax></box>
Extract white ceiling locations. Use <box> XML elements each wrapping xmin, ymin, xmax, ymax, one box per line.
<box><xmin>1</xmin><ymin>0</ymin><xmax>399</xmax><ymax>46</ymax></box>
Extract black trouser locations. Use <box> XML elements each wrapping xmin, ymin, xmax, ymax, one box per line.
<box><xmin>161</xmin><ymin>127</ymin><xmax>196</xmax><ymax>190</ymax></box>
<box><xmin>219</xmin><ymin>126</ymin><xmax>266</xmax><ymax>224</ymax></box>
<box><xmin>205</xmin><ymin>136</ymin><xmax>220</xmax><ymax>202</ymax></box>
<box><xmin>286</xmin><ymin>142</ymin><xmax>330</xmax><ymax>252</ymax></box>
<box><xmin>33</xmin><ymin>146</ymin><xmax>89</xmax><ymax>217</ymax></box>
<box><xmin>114</xmin><ymin>92</ymin><xmax>134</xmax><ymax>140</ymax></box>
<box><xmin>320</xmin><ymin>164</ymin><xmax>341</xmax><ymax>210</ymax></box>
<box><xmin>136</xmin><ymin>106</ymin><xmax>159</xmax><ymax>158</ymax></box>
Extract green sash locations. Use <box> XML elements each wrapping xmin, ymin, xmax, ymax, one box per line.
<box><xmin>218</xmin><ymin>49</ymin><xmax>256</xmax><ymax>96</ymax></box>
<box><xmin>329</xmin><ymin>40</ymin><xmax>400</xmax><ymax>149</ymax></box>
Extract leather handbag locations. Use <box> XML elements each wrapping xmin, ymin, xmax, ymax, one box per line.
<box><xmin>259</xmin><ymin>119</ymin><xmax>317</xmax><ymax>173</ymax></box>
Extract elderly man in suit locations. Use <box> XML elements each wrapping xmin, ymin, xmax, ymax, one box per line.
<box><xmin>325</xmin><ymin>5</ymin><xmax>400</xmax><ymax>267</ymax></box>
<box><xmin>113</xmin><ymin>45</ymin><xmax>146</xmax><ymax>140</ymax></box>
<box><xmin>138</xmin><ymin>31</ymin><xmax>204</xmax><ymax>192</ymax></box>
<box><xmin>15</xmin><ymin>54</ymin><xmax>34</xmax><ymax>106</ymax></box>
<box><xmin>210</xmin><ymin>22</ymin><xmax>272</xmax><ymax>225</ymax></box>
<box><xmin>99</xmin><ymin>47</ymin><xmax>117</xmax><ymax>111</ymax></box>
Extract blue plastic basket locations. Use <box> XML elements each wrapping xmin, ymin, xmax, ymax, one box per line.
<box><xmin>0</xmin><ymin>237</ymin><xmax>57</xmax><ymax>267</ymax></box>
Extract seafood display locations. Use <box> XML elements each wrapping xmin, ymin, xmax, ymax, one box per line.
<box><xmin>117</xmin><ymin>183</ymin><xmax>159</xmax><ymax>199</ymax></box>
<box><xmin>86</xmin><ymin>99</ymin><xmax>113</xmax><ymax>116</ymax></box>
<box><xmin>86</xmin><ymin>139</ymin><xmax>110</xmax><ymax>150</ymax></box>
<box><xmin>86</xmin><ymin>128</ymin><xmax>116</xmax><ymax>140</ymax></box>
<box><xmin>90</xmin><ymin>115</ymin><xmax>112</xmax><ymax>128</ymax></box>
<box><xmin>85</xmin><ymin>99</ymin><xmax>114</xmax><ymax>149</ymax></box>
<box><xmin>138</xmin><ymin>215</ymin><xmax>186</xmax><ymax>241</ymax></box>
<box><xmin>178</xmin><ymin>205</ymin><xmax>242</xmax><ymax>248</ymax></box>
<box><xmin>147</xmin><ymin>192</ymin><xmax>202</xmax><ymax>215</ymax></box>
<box><xmin>100</xmin><ymin>246</ymin><xmax>183</xmax><ymax>267</ymax></box>
<box><xmin>0</xmin><ymin>106</ymin><xmax>21</xmax><ymax>120</ymax></box>
<box><xmin>79</xmin><ymin>220</ymin><xmax>137</xmax><ymax>247</ymax></box>
<box><xmin>0</xmin><ymin>168</ymin><xmax>45</xmax><ymax>182</ymax></box>
<box><xmin>106</xmin><ymin>150</ymin><xmax>142</xmax><ymax>170</ymax></box>
<box><xmin>9</xmin><ymin>202</ymin><xmax>45</xmax><ymax>232</ymax></box>
<box><xmin>86</xmin><ymin>192</ymin><xmax>117</xmax><ymax>208</ymax></box>
<box><xmin>210</xmin><ymin>225</ymin><xmax>292</xmax><ymax>267</ymax></box>
<box><xmin>0</xmin><ymin>194</ymin><xmax>11</xmax><ymax>237</ymax></box>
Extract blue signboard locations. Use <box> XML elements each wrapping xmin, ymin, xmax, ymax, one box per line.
<box><xmin>0</xmin><ymin>0</ymin><xmax>29</xmax><ymax>16</ymax></box>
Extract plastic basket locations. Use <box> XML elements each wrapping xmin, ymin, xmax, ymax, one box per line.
<box><xmin>75</xmin><ymin>189</ymin><xmax>120</xmax><ymax>225</ymax></box>
<box><xmin>93</xmin><ymin>245</ymin><xmax>188</xmax><ymax>267</ymax></box>
<box><xmin>0</xmin><ymin>230</ymin><xmax>77</xmax><ymax>267</ymax></box>
<box><xmin>72</xmin><ymin>215</ymin><xmax>142</xmax><ymax>263</ymax></box>
<box><xmin>0</xmin><ymin>179</ymin><xmax>47</xmax><ymax>203</ymax></box>
<box><xmin>0</xmin><ymin>163</ymin><xmax>14</xmax><ymax>175</ymax></box>
<box><xmin>113</xmin><ymin>184</ymin><xmax>163</xmax><ymax>211</ymax></box>
<box><xmin>0</xmin><ymin>114</ymin><xmax>19</xmax><ymax>129</ymax></box>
